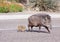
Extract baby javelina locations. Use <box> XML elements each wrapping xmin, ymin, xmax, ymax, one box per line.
<box><xmin>17</xmin><ymin>25</ymin><xmax>26</xmax><ymax>32</ymax></box>
<box><xmin>28</xmin><ymin>13</ymin><xmax>52</xmax><ymax>33</ymax></box>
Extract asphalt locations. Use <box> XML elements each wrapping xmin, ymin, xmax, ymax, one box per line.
<box><xmin>0</xmin><ymin>27</ymin><xmax>60</xmax><ymax>42</ymax></box>
<box><xmin>0</xmin><ymin>18</ymin><xmax>60</xmax><ymax>42</ymax></box>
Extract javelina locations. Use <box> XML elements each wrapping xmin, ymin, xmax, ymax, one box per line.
<box><xmin>28</xmin><ymin>13</ymin><xmax>52</xmax><ymax>33</ymax></box>
<box><xmin>17</xmin><ymin>25</ymin><xmax>26</xmax><ymax>32</ymax></box>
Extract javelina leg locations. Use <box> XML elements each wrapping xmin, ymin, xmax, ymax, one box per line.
<box><xmin>39</xmin><ymin>26</ymin><xmax>41</xmax><ymax>31</ymax></box>
<box><xmin>48</xmin><ymin>24</ymin><xmax>52</xmax><ymax>30</ymax></box>
<box><xmin>50</xmin><ymin>24</ymin><xmax>52</xmax><ymax>29</ymax></box>
<box><xmin>43</xmin><ymin>25</ymin><xmax>50</xmax><ymax>33</ymax></box>
<box><xmin>48</xmin><ymin>23</ymin><xmax>52</xmax><ymax>30</ymax></box>
<box><xmin>31</xmin><ymin>26</ymin><xmax>33</xmax><ymax>31</ymax></box>
<box><xmin>28</xmin><ymin>25</ymin><xmax>30</xmax><ymax>31</ymax></box>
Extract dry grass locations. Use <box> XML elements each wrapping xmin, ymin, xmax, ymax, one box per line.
<box><xmin>0</xmin><ymin>1</ymin><xmax>24</xmax><ymax>13</ymax></box>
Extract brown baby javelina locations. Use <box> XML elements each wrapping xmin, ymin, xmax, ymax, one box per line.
<box><xmin>17</xmin><ymin>25</ymin><xmax>26</xmax><ymax>32</ymax></box>
<box><xmin>28</xmin><ymin>13</ymin><xmax>52</xmax><ymax>33</ymax></box>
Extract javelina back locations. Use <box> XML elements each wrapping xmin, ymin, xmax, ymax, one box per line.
<box><xmin>28</xmin><ymin>13</ymin><xmax>52</xmax><ymax>33</ymax></box>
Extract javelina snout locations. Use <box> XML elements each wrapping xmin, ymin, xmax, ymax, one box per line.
<box><xmin>28</xmin><ymin>13</ymin><xmax>52</xmax><ymax>33</ymax></box>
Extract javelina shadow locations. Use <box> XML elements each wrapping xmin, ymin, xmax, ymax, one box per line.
<box><xmin>26</xmin><ymin>30</ymin><xmax>49</xmax><ymax>33</ymax></box>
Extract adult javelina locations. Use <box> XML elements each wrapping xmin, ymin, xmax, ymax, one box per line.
<box><xmin>28</xmin><ymin>13</ymin><xmax>51</xmax><ymax>33</ymax></box>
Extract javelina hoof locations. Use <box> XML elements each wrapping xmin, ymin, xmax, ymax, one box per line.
<box><xmin>17</xmin><ymin>25</ymin><xmax>26</xmax><ymax>32</ymax></box>
<box><xmin>48</xmin><ymin>30</ymin><xmax>50</xmax><ymax>33</ymax></box>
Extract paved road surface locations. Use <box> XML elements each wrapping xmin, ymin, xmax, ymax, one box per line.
<box><xmin>0</xmin><ymin>18</ymin><xmax>60</xmax><ymax>42</ymax></box>
<box><xmin>0</xmin><ymin>27</ymin><xmax>60</xmax><ymax>42</ymax></box>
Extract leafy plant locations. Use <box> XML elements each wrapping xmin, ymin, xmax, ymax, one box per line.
<box><xmin>9</xmin><ymin>4</ymin><xmax>23</xmax><ymax>12</ymax></box>
<box><xmin>0</xmin><ymin>1</ymin><xmax>23</xmax><ymax>13</ymax></box>
<box><xmin>0</xmin><ymin>6</ymin><xmax>9</xmax><ymax>13</ymax></box>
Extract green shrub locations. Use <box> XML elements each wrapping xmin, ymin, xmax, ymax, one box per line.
<box><xmin>0</xmin><ymin>2</ymin><xmax>23</xmax><ymax>13</ymax></box>
<box><xmin>0</xmin><ymin>6</ymin><xmax>9</xmax><ymax>13</ymax></box>
<box><xmin>9</xmin><ymin>4</ymin><xmax>23</xmax><ymax>12</ymax></box>
<box><xmin>16</xmin><ymin>6</ymin><xmax>23</xmax><ymax>12</ymax></box>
